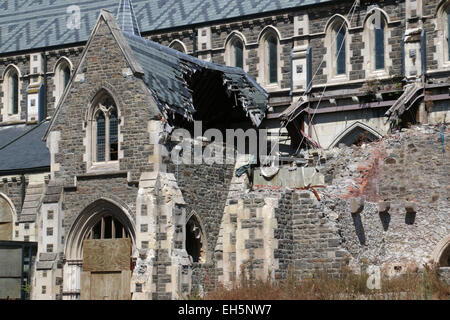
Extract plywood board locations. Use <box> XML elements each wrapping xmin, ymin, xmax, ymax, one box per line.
<box><xmin>0</xmin><ymin>247</ymin><xmax>22</xmax><ymax>277</ymax></box>
<box><xmin>90</xmin><ymin>272</ymin><xmax>122</xmax><ymax>300</ymax></box>
<box><xmin>120</xmin><ymin>270</ymin><xmax>131</xmax><ymax>300</ymax></box>
<box><xmin>0</xmin><ymin>278</ymin><xmax>21</xmax><ymax>299</ymax></box>
<box><xmin>80</xmin><ymin>271</ymin><xmax>91</xmax><ymax>300</ymax></box>
<box><xmin>0</xmin><ymin>222</ymin><xmax>12</xmax><ymax>240</ymax></box>
<box><xmin>81</xmin><ymin>270</ymin><xmax>131</xmax><ymax>300</ymax></box>
<box><xmin>82</xmin><ymin>238</ymin><xmax>131</xmax><ymax>272</ymax></box>
<box><xmin>0</xmin><ymin>198</ymin><xmax>12</xmax><ymax>223</ymax></box>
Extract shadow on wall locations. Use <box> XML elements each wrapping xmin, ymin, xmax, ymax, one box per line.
<box><xmin>405</xmin><ymin>212</ymin><xmax>416</xmax><ymax>225</ymax></box>
<box><xmin>379</xmin><ymin>212</ymin><xmax>391</xmax><ymax>231</ymax></box>
<box><xmin>352</xmin><ymin>214</ymin><xmax>366</xmax><ymax>245</ymax></box>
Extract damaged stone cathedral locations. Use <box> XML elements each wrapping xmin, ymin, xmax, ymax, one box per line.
<box><xmin>0</xmin><ymin>0</ymin><xmax>448</xmax><ymax>300</ymax></box>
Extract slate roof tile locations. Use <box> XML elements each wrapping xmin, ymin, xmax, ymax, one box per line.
<box><xmin>0</xmin><ymin>0</ymin><xmax>332</xmax><ymax>54</ymax></box>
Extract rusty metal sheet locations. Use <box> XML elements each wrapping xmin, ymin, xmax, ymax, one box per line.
<box><xmin>82</xmin><ymin>238</ymin><xmax>131</xmax><ymax>272</ymax></box>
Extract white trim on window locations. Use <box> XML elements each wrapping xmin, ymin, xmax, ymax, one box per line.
<box><xmin>53</xmin><ymin>57</ymin><xmax>73</xmax><ymax>106</ymax></box>
<box><xmin>256</xmin><ymin>26</ymin><xmax>282</xmax><ymax>91</ymax></box>
<box><xmin>224</xmin><ymin>32</ymin><xmax>246</xmax><ymax>70</ymax></box>
<box><xmin>362</xmin><ymin>9</ymin><xmax>392</xmax><ymax>79</ymax></box>
<box><xmin>324</xmin><ymin>17</ymin><xmax>350</xmax><ymax>83</ymax></box>
<box><xmin>1</xmin><ymin>64</ymin><xmax>22</xmax><ymax>122</ymax></box>
<box><xmin>86</xmin><ymin>90</ymin><xmax>120</xmax><ymax>172</ymax></box>
<box><xmin>169</xmin><ymin>39</ymin><xmax>187</xmax><ymax>53</ymax></box>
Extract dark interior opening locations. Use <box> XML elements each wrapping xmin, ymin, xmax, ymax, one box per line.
<box><xmin>171</xmin><ymin>69</ymin><xmax>251</xmax><ymax>133</ymax></box>
<box><xmin>186</xmin><ymin>217</ymin><xmax>202</xmax><ymax>263</ymax></box>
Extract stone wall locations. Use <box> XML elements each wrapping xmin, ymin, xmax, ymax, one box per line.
<box><xmin>49</xmin><ymin>17</ymin><xmax>159</xmax><ymax>183</ymax></box>
<box><xmin>318</xmin><ymin>124</ymin><xmax>449</xmax><ymax>275</ymax></box>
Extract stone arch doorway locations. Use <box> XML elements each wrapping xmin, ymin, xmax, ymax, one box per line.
<box><xmin>64</xmin><ymin>199</ymin><xmax>136</xmax><ymax>300</ymax></box>
<box><xmin>0</xmin><ymin>194</ymin><xmax>15</xmax><ymax>240</ymax></box>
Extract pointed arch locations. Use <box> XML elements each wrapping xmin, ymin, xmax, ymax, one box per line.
<box><xmin>186</xmin><ymin>211</ymin><xmax>207</xmax><ymax>263</ymax></box>
<box><xmin>257</xmin><ymin>26</ymin><xmax>281</xmax><ymax>87</ymax></box>
<box><xmin>437</xmin><ymin>0</ymin><xmax>450</xmax><ymax>16</ymax></box>
<box><xmin>362</xmin><ymin>8</ymin><xmax>390</xmax><ymax>75</ymax></box>
<box><xmin>2</xmin><ymin>64</ymin><xmax>21</xmax><ymax>118</ymax></box>
<box><xmin>225</xmin><ymin>31</ymin><xmax>246</xmax><ymax>69</ymax></box>
<box><xmin>257</xmin><ymin>25</ymin><xmax>282</xmax><ymax>43</ymax></box>
<box><xmin>0</xmin><ymin>193</ymin><xmax>16</xmax><ymax>240</ymax></box>
<box><xmin>324</xmin><ymin>15</ymin><xmax>350</xmax><ymax>80</ymax></box>
<box><xmin>65</xmin><ymin>198</ymin><xmax>136</xmax><ymax>261</ymax></box>
<box><xmin>436</xmin><ymin>1</ymin><xmax>450</xmax><ymax>66</ymax></box>
<box><xmin>323</xmin><ymin>14</ymin><xmax>350</xmax><ymax>34</ymax></box>
<box><xmin>431</xmin><ymin>235</ymin><xmax>450</xmax><ymax>267</ymax></box>
<box><xmin>86</xmin><ymin>89</ymin><xmax>121</xmax><ymax>168</ymax></box>
<box><xmin>169</xmin><ymin>39</ymin><xmax>187</xmax><ymax>53</ymax></box>
<box><xmin>54</xmin><ymin>57</ymin><xmax>73</xmax><ymax>105</ymax></box>
<box><xmin>328</xmin><ymin>122</ymin><xmax>382</xmax><ymax>149</ymax></box>
<box><xmin>362</xmin><ymin>7</ymin><xmax>390</xmax><ymax>26</ymax></box>
<box><xmin>224</xmin><ymin>30</ymin><xmax>247</xmax><ymax>48</ymax></box>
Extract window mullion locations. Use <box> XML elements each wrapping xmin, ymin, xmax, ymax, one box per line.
<box><xmin>105</xmin><ymin>113</ymin><xmax>111</xmax><ymax>162</ymax></box>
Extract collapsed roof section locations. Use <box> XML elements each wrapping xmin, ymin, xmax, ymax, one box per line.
<box><xmin>123</xmin><ymin>32</ymin><xmax>268</xmax><ymax>128</ymax></box>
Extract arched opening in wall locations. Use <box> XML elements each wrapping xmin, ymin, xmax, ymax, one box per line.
<box><xmin>257</xmin><ymin>26</ymin><xmax>281</xmax><ymax>87</ymax></box>
<box><xmin>169</xmin><ymin>40</ymin><xmax>187</xmax><ymax>53</ymax></box>
<box><xmin>437</xmin><ymin>1</ymin><xmax>450</xmax><ymax>65</ymax></box>
<box><xmin>330</xmin><ymin>123</ymin><xmax>382</xmax><ymax>148</ymax></box>
<box><xmin>324</xmin><ymin>16</ymin><xmax>349</xmax><ymax>80</ymax></box>
<box><xmin>0</xmin><ymin>195</ymin><xmax>14</xmax><ymax>240</ymax></box>
<box><xmin>88</xmin><ymin>90</ymin><xmax>120</xmax><ymax>168</ymax></box>
<box><xmin>83</xmin><ymin>214</ymin><xmax>130</xmax><ymax>240</ymax></box>
<box><xmin>54</xmin><ymin>57</ymin><xmax>72</xmax><ymax>105</ymax></box>
<box><xmin>3</xmin><ymin>66</ymin><xmax>20</xmax><ymax>116</ymax></box>
<box><xmin>226</xmin><ymin>36</ymin><xmax>244</xmax><ymax>69</ymax></box>
<box><xmin>186</xmin><ymin>214</ymin><xmax>206</xmax><ymax>263</ymax></box>
<box><xmin>363</xmin><ymin>9</ymin><xmax>389</xmax><ymax>74</ymax></box>
<box><xmin>439</xmin><ymin>243</ymin><xmax>450</xmax><ymax>267</ymax></box>
<box><xmin>65</xmin><ymin>199</ymin><xmax>135</xmax><ymax>300</ymax></box>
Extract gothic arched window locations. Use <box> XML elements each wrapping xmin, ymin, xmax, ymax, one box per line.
<box><xmin>54</xmin><ymin>58</ymin><xmax>72</xmax><ymax>104</ymax></box>
<box><xmin>335</xmin><ymin>26</ymin><xmax>347</xmax><ymax>75</ymax></box>
<box><xmin>4</xmin><ymin>66</ymin><xmax>19</xmax><ymax>115</ymax></box>
<box><xmin>267</xmin><ymin>35</ymin><xmax>278</xmax><ymax>83</ymax></box>
<box><xmin>91</xmin><ymin>94</ymin><xmax>119</xmax><ymax>163</ymax></box>
<box><xmin>226</xmin><ymin>34</ymin><xmax>246</xmax><ymax>69</ymax></box>
<box><xmin>325</xmin><ymin>17</ymin><xmax>350</xmax><ymax>80</ymax></box>
<box><xmin>363</xmin><ymin>10</ymin><xmax>389</xmax><ymax>74</ymax></box>
<box><xmin>374</xmin><ymin>19</ymin><xmax>386</xmax><ymax>70</ymax></box>
<box><xmin>233</xmin><ymin>39</ymin><xmax>244</xmax><ymax>69</ymax></box>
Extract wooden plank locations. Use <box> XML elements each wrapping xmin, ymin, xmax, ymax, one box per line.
<box><xmin>121</xmin><ymin>270</ymin><xmax>131</xmax><ymax>300</ymax></box>
<box><xmin>80</xmin><ymin>271</ymin><xmax>91</xmax><ymax>300</ymax></box>
<box><xmin>0</xmin><ymin>247</ymin><xmax>22</xmax><ymax>277</ymax></box>
<box><xmin>90</xmin><ymin>272</ymin><xmax>122</xmax><ymax>300</ymax></box>
<box><xmin>0</xmin><ymin>199</ymin><xmax>12</xmax><ymax>223</ymax></box>
<box><xmin>82</xmin><ymin>238</ymin><xmax>131</xmax><ymax>272</ymax></box>
<box><xmin>0</xmin><ymin>222</ymin><xmax>12</xmax><ymax>241</ymax></box>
